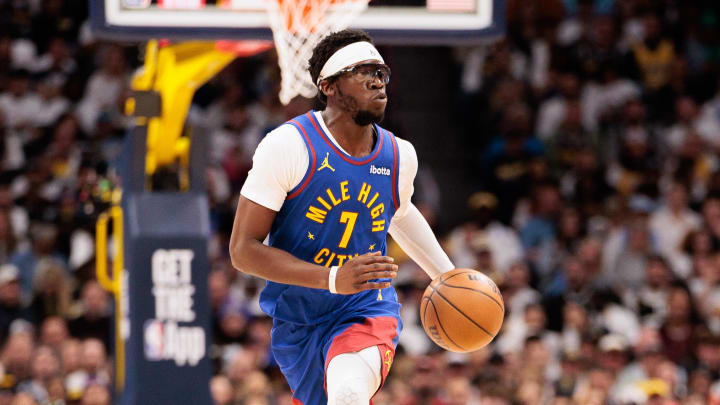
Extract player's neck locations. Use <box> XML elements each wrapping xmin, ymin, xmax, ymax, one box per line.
<box><xmin>320</xmin><ymin>108</ymin><xmax>376</xmax><ymax>158</ymax></box>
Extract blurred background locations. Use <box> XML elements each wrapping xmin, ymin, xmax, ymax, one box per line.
<box><xmin>1</xmin><ymin>0</ymin><xmax>720</xmax><ymax>404</ymax></box>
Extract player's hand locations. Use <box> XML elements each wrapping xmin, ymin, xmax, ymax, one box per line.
<box><xmin>334</xmin><ymin>251</ymin><xmax>398</xmax><ymax>294</ymax></box>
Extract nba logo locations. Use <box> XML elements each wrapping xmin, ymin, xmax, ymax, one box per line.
<box><xmin>144</xmin><ymin>319</ymin><xmax>164</xmax><ymax>361</ymax></box>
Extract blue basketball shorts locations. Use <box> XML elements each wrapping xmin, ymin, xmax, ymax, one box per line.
<box><xmin>271</xmin><ymin>314</ymin><xmax>402</xmax><ymax>405</ymax></box>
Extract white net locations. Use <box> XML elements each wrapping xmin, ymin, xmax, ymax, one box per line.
<box><xmin>265</xmin><ymin>0</ymin><xmax>370</xmax><ymax>105</ymax></box>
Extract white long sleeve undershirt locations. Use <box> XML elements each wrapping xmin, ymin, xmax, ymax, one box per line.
<box><xmin>388</xmin><ymin>203</ymin><xmax>453</xmax><ymax>279</ymax></box>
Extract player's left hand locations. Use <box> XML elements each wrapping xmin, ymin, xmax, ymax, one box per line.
<box><xmin>334</xmin><ymin>251</ymin><xmax>398</xmax><ymax>294</ymax></box>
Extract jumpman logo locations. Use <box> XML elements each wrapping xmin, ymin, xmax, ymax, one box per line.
<box><xmin>318</xmin><ymin>152</ymin><xmax>335</xmax><ymax>172</ymax></box>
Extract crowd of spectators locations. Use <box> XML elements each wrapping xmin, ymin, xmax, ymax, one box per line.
<box><xmin>1</xmin><ymin>0</ymin><xmax>720</xmax><ymax>404</ymax></box>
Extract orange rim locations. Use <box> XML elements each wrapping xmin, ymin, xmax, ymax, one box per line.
<box><xmin>215</xmin><ymin>40</ymin><xmax>274</xmax><ymax>56</ymax></box>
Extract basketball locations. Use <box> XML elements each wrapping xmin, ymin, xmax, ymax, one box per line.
<box><xmin>420</xmin><ymin>269</ymin><xmax>505</xmax><ymax>353</ymax></box>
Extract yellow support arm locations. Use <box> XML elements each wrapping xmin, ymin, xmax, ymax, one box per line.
<box><xmin>130</xmin><ymin>41</ymin><xmax>238</xmax><ymax>176</ymax></box>
<box><xmin>95</xmin><ymin>212</ymin><xmax>113</xmax><ymax>292</ymax></box>
<box><xmin>95</xmin><ymin>206</ymin><xmax>126</xmax><ymax>391</ymax></box>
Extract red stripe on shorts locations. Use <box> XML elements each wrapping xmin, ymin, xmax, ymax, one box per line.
<box><xmin>324</xmin><ymin>317</ymin><xmax>398</xmax><ymax>400</ymax></box>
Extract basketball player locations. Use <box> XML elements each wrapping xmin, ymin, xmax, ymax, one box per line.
<box><xmin>229</xmin><ymin>29</ymin><xmax>454</xmax><ymax>405</ymax></box>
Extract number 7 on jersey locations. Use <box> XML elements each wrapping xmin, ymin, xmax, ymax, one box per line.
<box><xmin>338</xmin><ymin>211</ymin><xmax>358</xmax><ymax>248</ymax></box>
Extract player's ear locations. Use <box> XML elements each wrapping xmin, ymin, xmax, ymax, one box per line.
<box><xmin>319</xmin><ymin>79</ymin><xmax>336</xmax><ymax>98</ymax></box>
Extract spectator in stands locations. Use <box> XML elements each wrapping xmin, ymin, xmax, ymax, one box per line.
<box><xmin>479</xmin><ymin>386</ymin><xmax>513</xmax><ymax>405</ymax></box>
<box><xmin>0</xmin><ymin>69</ymin><xmax>41</xmax><ymax>131</ymax></box>
<box><xmin>31</xmin><ymin>259</ymin><xmax>71</xmax><ymax>320</ymax></box>
<box><xmin>447</xmin><ymin>191</ymin><xmax>523</xmax><ymax>277</ymax></box>
<box><xmin>660</xmin><ymin>285</ymin><xmax>700</xmax><ymax>366</ymax></box>
<box><xmin>31</xmin><ymin>37</ymin><xmax>76</xmax><ymax>80</ymax></box>
<box><xmin>60</xmin><ymin>339</ymin><xmax>82</xmax><ymax>376</ymax></box>
<box><xmin>543</xmin><ymin>98</ymin><xmax>597</xmax><ymax>173</ymax></box>
<box><xmin>78</xmin><ymin>339</ymin><xmax>109</xmax><ymax>389</ymax></box>
<box><xmin>633</xmin><ymin>256</ymin><xmax>674</xmax><ymax>326</ymax></box>
<box><xmin>501</xmin><ymin>261</ymin><xmax>541</xmax><ymax>321</ymax></box>
<box><xmin>649</xmin><ymin>181</ymin><xmax>702</xmax><ymax>278</ymax></box>
<box><xmin>16</xmin><ymin>345</ymin><xmax>61</xmax><ymax>403</ymax></box>
<box><xmin>43</xmin><ymin>114</ymin><xmax>83</xmax><ymax>186</ymax></box>
<box><xmin>33</xmin><ymin>78</ymin><xmax>69</xmax><ymax>136</ymax></box>
<box><xmin>663</xmin><ymin>97</ymin><xmax>705</xmax><ymax>156</ymax></box>
<box><xmin>536</xmin><ymin>72</ymin><xmax>590</xmax><ymax>140</ymax></box>
<box><xmin>480</xmin><ymin>103</ymin><xmax>544</xmax><ymax>224</ymax></box>
<box><xmin>519</xmin><ymin>181</ymin><xmax>563</xmax><ymax>277</ymax></box>
<box><xmin>586</xmin><ymin>61</ymin><xmax>641</xmax><ymax>133</ymax></box>
<box><xmin>662</xmin><ymin>135</ymin><xmax>719</xmax><ymax>215</ymax></box>
<box><xmin>625</xmin><ymin>12</ymin><xmax>676</xmax><ymax>120</ymax></box>
<box><xmin>543</xmin><ymin>255</ymin><xmax>602</xmax><ymax>330</ymax></box>
<box><xmin>697</xmin><ymin>77</ymin><xmax>720</xmax><ymax>153</ymax></box>
<box><xmin>606</xmin><ymin>98</ymin><xmax>661</xmax><ymax>197</ymax></box>
<box><xmin>0</xmin><ymin>210</ymin><xmax>18</xmax><ymax>264</ymax></box>
<box><xmin>45</xmin><ymin>375</ymin><xmax>65</xmax><ymax>405</ymax></box>
<box><xmin>0</xmin><ymin>265</ymin><xmax>33</xmax><ymax>341</ymax></box>
<box><xmin>75</xmin><ymin>44</ymin><xmax>128</xmax><ymax>134</ymax></box>
<box><xmin>559</xmin><ymin>147</ymin><xmax>611</xmax><ymax>217</ymax></box>
<box><xmin>38</xmin><ymin>316</ymin><xmax>68</xmax><ymax>350</ymax></box>
<box><xmin>9</xmin><ymin>393</ymin><xmax>37</xmax><ymax>405</ymax></box>
<box><xmin>0</xmin><ymin>330</ymin><xmax>34</xmax><ymax>391</ymax></box>
<box><xmin>67</xmin><ymin>282</ymin><xmax>111</xmax><ymax>349</ymax></box>
<box><xmin>10</xmin><ymin>223</ymin><xmax>65</xmax><ymax>297</ymax></box>
<box><xmin>602</xmin><ymin>196</ymin><xmax>657</xmax><ymax>292</ymax></box>
<box><xmin>498</xmin><ymin>304</ymin><xmax>559</xmax><ymax>357</ymax></box>
<box><xmin>80</xmin><ymin>384</ymin><xmax>110</xmax><ymax>405</ymax></box>
<box><xmin>210</xmin><ymin>375</ymin><xmax>234</xmax><ymax>405</ymax></box>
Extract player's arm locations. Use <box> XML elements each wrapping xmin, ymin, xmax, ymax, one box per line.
<box><xmin>389</xmin><ymin>203</ymin><xmax>453</xmax><ymax>279</ymax></box>
<box><xmin>229</xmin><ymin>197</ymin><xmax>397</xmax><ymax>293</ymax></box>
<box><xmin>228</xmin><ymin>125</ymin><xmax>397</xmax><ymax>294</ymax></box>
<box><xmin>389</xmin><ymin>139</ymin><xmax>454</xmax><ymax>279</ymax></box>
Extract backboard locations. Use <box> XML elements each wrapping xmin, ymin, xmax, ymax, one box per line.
<box><xmin>90</xmin><ymin>0</ymin><xmax>504</xmax><ymax>44</ymax></box>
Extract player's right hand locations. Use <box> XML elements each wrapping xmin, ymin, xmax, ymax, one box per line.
<box><xmin>334</xmin><ymin>251</ymin><xmax>398</xmax><ymax>294</ymax></box>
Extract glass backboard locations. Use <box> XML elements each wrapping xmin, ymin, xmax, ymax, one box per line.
<box><xmin>90</xmin><ymin>0</ymin><xmax>504</xmax><ymax>44</ymax></box>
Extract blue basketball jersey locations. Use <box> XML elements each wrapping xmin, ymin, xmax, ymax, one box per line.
<box><xmin>259</xmin><ymin>111</ymin><xmax>401</xmax><ymax>325</ymax></box>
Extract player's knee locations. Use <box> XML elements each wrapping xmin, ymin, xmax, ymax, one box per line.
<box><xmin>328</xmin><ymin>378</ymin><xmax>370</xmax><ymax>405</ymax></box>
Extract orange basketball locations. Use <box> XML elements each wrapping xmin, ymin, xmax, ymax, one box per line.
<box><xmin>420</xmin><ymin>268</ymin><xmax>505</xmax><ymax>353</ymax></box>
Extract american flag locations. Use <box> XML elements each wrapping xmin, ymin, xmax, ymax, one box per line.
<box><xmin>427</xmin><ymin>0</ymin><xmax>475</xmax><ymax>12</ymax></box>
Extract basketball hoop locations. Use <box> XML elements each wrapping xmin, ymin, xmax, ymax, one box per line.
<box><xmin>266</xmin><ymin>0</ymin><xmax>371</xmax><ymax>104</ymax></box>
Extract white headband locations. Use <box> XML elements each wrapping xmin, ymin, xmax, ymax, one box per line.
<box><xmin>317</xmin><ymin>41</ymin><xmax>384</xmax><ymax>85</ymax></box>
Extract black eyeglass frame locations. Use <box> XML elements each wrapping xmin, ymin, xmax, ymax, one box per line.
<box><xmin>320</xmin><ymin>63</ymin><xmax>392</xmax><ymax>86</ymax></box>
